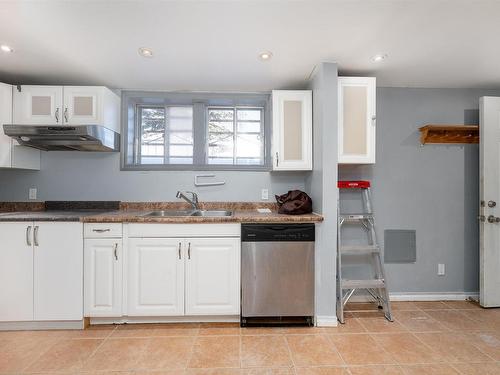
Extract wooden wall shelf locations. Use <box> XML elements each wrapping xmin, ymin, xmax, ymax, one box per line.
<box><xmin>419</xmin><ymin>125</ymin><xmax>479</xmax><ymax>145</ymax></box>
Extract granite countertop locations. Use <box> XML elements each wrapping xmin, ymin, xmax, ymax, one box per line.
<box><xmin>0</xmin><ymin>202</ymin><xmax>323</xmax><ymax>223</ymax></box>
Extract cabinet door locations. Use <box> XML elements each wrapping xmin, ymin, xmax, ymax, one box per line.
<box><xmin>0</xmin><ymin>222</ymin><xmax>34</xmax><ymax>321</ymax></box>
<box><xmin>34</xmin><ymin>222</ymin><xmax>83</xmax><ymax>321</ymax></box>
<box><xmin>272</xmin><ymin>90</ymin><xmax>312</xmax><ymax>170</ymax></box>
<box><xmin>63</xmin><ymin>86</ymin><xmax>102</xmax><ymax>125</ymax></box>
<box><xmin>0</xmin><ymin>83</ymin><xmax>12</xmax><ymax>168</ymax></box>
<box><xmin>185</xmin><ymin>238</ymin><xmax>240</xmax><ymax>315</ymax></box>
<box><xmin>84</xmin><ymin>239</ymin><xmax>122</xmax><ymax>317</ymax></box>
<box><xmin>128</xmin><ymin>238</ymin><xmax>184</xmax><ymax>316</ymax></box>
<box><xmin>338</xmin><ymin>77</ymin><xmax>376</xmax><ymax>164</ymax></box>
<box><xmin>13</xmin><ymin>85</ymin><xmax>63</xmax><ymax>125</ymax></box>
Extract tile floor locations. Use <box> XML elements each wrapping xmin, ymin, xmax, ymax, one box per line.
<box><xmin>1</xmin><ymin>301</ymin><xmax>500</xmax><ymax>374</ymax></box>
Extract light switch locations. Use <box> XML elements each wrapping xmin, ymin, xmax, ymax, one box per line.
<box><xmin>261</xmin><ymin>188</ymin><xmax>269</xmax><ymax>200</ymax></box>
<box><xmin>29</xmin><ymin>188</ymin><xmax>37</xmax><ymax>200</ymax></box>
<box><xmin>438</xmin><ymin>263</ymin><xmax>445</xmax><ymax>276</ymax></box>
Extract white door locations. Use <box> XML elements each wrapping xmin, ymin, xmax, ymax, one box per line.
<box><xmin>0</xmin><ymin>82</ymin><xmax>12</xmax><ymax>168</ymax></box>
<box><xmin>338</xmin><ymin>77</ymin><xmax>376</xmax><ymax>164</ymax></box>
<box><xmin>128</xmin><ymin>238</ymin><xmax>184</xmax><ymax>316</ymax></box>
<box><xmin>84</xmin><ymin>239</ymin><xmax>122</xmax><ymax>317</ymax></box>
<box><xmin>479</xmin><ymin>97</ymin><xmax>500</xmax><ymax>307</ymax></box>
<box><xmin>0</xmin><ymin>222</ymin><xmax>34</xmax><ymax>321</ymax></box>
<box><xmin>272</xmin><ymin>90</ymin><xmax>312</xmax><ymax>170</ymax></box>
<box><xmin>13</xmin><ymin>85</ymin><xmax>63</xmax><ymax>125</ymax></box>
<box><xmin>33</xmin><ymin>222</ymin><xmax>83</xmax><ymax>320</ymax></box>
<box><xmin>185</xmin><ymin>238</ymin><xmax>240</xmax><ymax>315</ymax></box>
<box><xmin>63</xmin><ymin>86</ymin><xmax>102</xmax><ymax>125</ymax></box>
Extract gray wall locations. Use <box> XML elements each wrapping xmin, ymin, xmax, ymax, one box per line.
<box><xmin>0</xmin><ymin>152</ymin><xmax>307</xmax><ymax>201</ymax></box>
<box><xmin>306</xmin><ymin>62</ymin><xmax>338</xmax><ymax>319</ymax></box>
<box><xmin>340</xmin><ymin>87</ymin><xmax>500</xmax><ymax>294</ymax></box>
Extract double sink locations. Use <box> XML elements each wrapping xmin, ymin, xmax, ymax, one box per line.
<box><xmin>142</xmin><ymin>210</ymin><xmax>233</xmax><ymax>218</ymax></box>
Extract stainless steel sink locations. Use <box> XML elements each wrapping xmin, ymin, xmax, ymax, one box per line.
<box><xmin>141</xmin><ymin>210</ymin><xmax>233</xmax><ymax>217</ymax></box>
<box><xmin>190</xmin><ymin>210</ymin><xmax>233</xmax><ymax>217</ymax></box>
<box><xmin>141</xmin><ymin>210</ymin><xmax>194</xmax><ymax>217</ymax></box>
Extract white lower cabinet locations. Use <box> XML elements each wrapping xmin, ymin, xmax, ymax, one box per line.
<box><xmin>0</xmin><ymin>222</ymin><xmax>83</xmax><ymax>322</ymax></box>
<box><xmin>127</xmin><ymin>239</ymin><xmax>184</xmax><ymax>316</ymax></box>
<box><xmin>185</xmin><ymin>238</ymin><xmax>240</xmax><ymax>315</ymax></box>
<box><xmin>84</xmin><ymin>239</ymin><xmax>123</xmax><ymax>317</ymax></box>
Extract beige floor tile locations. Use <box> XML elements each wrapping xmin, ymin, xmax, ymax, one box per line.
<box><xmin>63</xmin><ymin>325</ymin><xmax>116</xmax><ymax>338</ymax></box>
<box><xmin>394</xmin><ymin>310</ymin><xmax>449</xmax><ymax>332</ymax></box>
<box><xmin>138</xmin><ymin>337</ymin><xmax>195</xmax><ymax>369</ymax></box>
<box><xmin>83</xmin><ymin>337</ymin><xmax>149</xmax><ymax>371</ymax></box>
<box><xmin>463</xmin><ymin>331</ymin><xmax>500</xmax><ymax>360</ymax></box>
<box><xmin>442</xmin><ymin>300</ymin><xmax>482</xmax><ymax>310</ymax></box>
<box><xmin>329</xmin><ymin>334</ymin><xmax>396</xmax><ymax>365</ymax></box>
<box><xmin>25</xmin><ymin>337</ymin><xmax>102</xmax><ymax>372</ymax></box>
<box><xmin>401</xmin><ymin>364</ymin><xmax>460</xmax><ymax>374</ymax></box>
<box><xmin>294</xmin><ymin>367</ymin><xmax>349</xmax><ymax>375</ymax></box>
<box><xmin>112</xmin><ymin>323</ymin><xmax>200</xmax><ymax>337</ymax></box>
<box><xmin>286</xmin><ymin>335</ymin><xmax>344</xmax><ymax>366</ymax></box>
<box><xmin>413</xmin><ymin>301</ymin><xmax>452</xmax><ymax>310</ymax></box>
<box><xmin>188</xmin><ymin>336</ymin><xmax>240</xmax><ymax>368</ymax></box>
<box><xmin>328</xmin><ymin>318</ymin><xmax>367</xmax><ymax>334</ymax></box>
<box><xmin>357</xmin><ymin>318</ymin><xmax>407</xmax><ymax>333</ymax></box>
<box><xmin>451</xmin><ymin>362</ymin><xmax>500</xmax><ymax>374</ymax></box>
<box><xmin>370</xmin><ymin>333</ymin><xmax>442</xmax><ymax>364</ymax></box>
<box><xmin>241</xmin><ymin>335</ymin><xmax>292</xmax><ymax>368</ymax></box>
<box><xmin>390</xmin><ymin>302</ymin><xmax>421</xmax><ymax>311</ymax></box>
<box><xmin>241</xmin><ymin>327</ymin><xmax>285</xmax><ymax>335</ymax></box>
<box><xmin>242</xmin><ymin>367</ymin><xmax>294</xmax><ymax>374</ymax></box>
<box><xmin>282</xmin><ymin>326</ymin><xmax>332</xmax><ymax>335</ymax></box>
<box><xmin>199</xmin><ymin>323</ymin><xmax>241</xmax><ymax>336</ymax></box>
<box><xmin>424</xmin><ymin>310</ymin><xmax>491</xmax><ymax>331</ymax></box>
<box><xmin>348</xmin><ymin>365</ymin><xmax>403</xmax><ymax>374</ymax></box>
<box><xmin>186</xmin><ymin>370</ymin><xmax>240</xmax><ymax>375</ymax></box>
<box><xmin>0</xmin><ymin>335</ymin><xmax>59</xmax><ymax>373</ymax></box>
<box><xmin>460</xmin><ymin>309</ymin><xmax>500</xmax><ymax>329</ymax></box>
<box><xmin>345</xmin><ymin>303</ymin><xmax>381</xmax><ymax>312</ymax></box>
<box><xmin>417</xmin><ymin>333</ymin><xmax>491</xmax><ymax>362</ymax></box>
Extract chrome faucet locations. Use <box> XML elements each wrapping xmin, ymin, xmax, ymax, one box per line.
<box><xmin>176</xmin><ymin>191</ymin><xmax>199</xmax><ymax>210</ymax></box>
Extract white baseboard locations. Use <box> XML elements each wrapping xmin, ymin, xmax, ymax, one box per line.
<box><xmin>315</xmin><ymin>316</ymin><xmax>338</xmax><ymax>327</ymax></box>
<box><xmin>90</xmin><ymin>315</ymin><xmax>240</xmax><ymax>325</ymax></box>
<box><xmin>349</xmin><ymin>292</ymin><xmax>479</xmax><ymax>302</ymax></box>
<box><xmin>0</xmin><ymin>320</ymin><xmax>84</xmax><ymax>331</ymax></box>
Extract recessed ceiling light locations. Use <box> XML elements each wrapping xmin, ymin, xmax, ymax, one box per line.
<box><xmin>138</xmin><ymin>47</ymin><xmax>153</xmax><ymax>58</ymax></box>
<box><xmin>1</xmin><ymin>45</ymin><xmax>14</xmax><ymax>53</ymax></box>
<box><xmin>371</xmin><ymin>53</ymin><xmax>387</xmax><ymax>62</ymax></box>
<box><xmin>259</xmin><ymin>51</ymin><xmax>273</xmax><ymax>61</ymax></box>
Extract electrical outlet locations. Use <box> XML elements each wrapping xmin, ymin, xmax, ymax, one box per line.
<box><xmin>261</xmin><ymin>188</ymin><xmax>269</xmax><ymax>200</ymax></box>
<box><xmin>438</xmin><ymin>263</ymin><xmax>445</xmax><ymax>276</ymax></box>
<box><xmin>29</xmin><ymin>188</ymin><xmax>37</xmax><ymax>200</ymax></box>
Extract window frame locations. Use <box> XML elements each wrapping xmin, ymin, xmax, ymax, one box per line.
<box><xmin>121</xmin><ymin>91</ymin><xmax>271</xmax><ymax>171</ymax></box>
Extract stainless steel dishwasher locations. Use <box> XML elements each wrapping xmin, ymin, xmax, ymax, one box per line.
<box><xmin>241</xmin><ymin>223</ymin><xmax>315</xmax><ymax>326</ymax></box>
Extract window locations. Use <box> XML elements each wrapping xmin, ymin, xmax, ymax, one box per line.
<box><xmin>122</xmin><ymin>92</ymin><xmax>270</xmax><ymax>170</ymax></box>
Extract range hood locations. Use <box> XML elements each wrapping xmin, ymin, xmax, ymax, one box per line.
<box><xmin>3</xmin><ymin>125</ymin><xmax>120</xmax><ymax>152</ymax></box>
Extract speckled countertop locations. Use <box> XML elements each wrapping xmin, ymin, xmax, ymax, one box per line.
<box><xmin>0</xmin><ymin>202</ymin><xmax>323</xmax><ymax>223</ymax></box>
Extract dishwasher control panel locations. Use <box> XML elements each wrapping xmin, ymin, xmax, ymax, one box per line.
<box><xmin>241</xmin><ymin>223</ymin><xmax>315</xmax><ymax>242</ymax></box>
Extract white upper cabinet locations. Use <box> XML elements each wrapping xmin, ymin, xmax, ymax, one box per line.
<box><xmin>128</xmin><ymin>238</ymin><xmax>185</xmax><ymax>316</ymax></box>
<box><xmin>272</xmin><ymin>90</ymin><xmax>312</xmax><ymax>170</ymax></box>
<box><xmin>338</xmin><ymin>77</ymin><xmax>376</xmax><ymax>164</ymax></box>
<box><xmin>0</xmin><ymin>83</ymin><xmax>40</xmax><ymax>169</ymax></box>
<box><xmin>14</xmin><ymin>85</ymin><xmax>63</xmax><ymax>125</ymax></box>
<box><xmin>185</xmin><ymin>238</ymin><xmax>240</xmax><ymax>315</ymax></box>
<box><xmin>84</xmin><ymin>239</ymin><xmax>123</xmax><ymax>317</ymax></box>
<box><xmin>13</xmin><ymin>85</ymin><xmax>120</xmax><ymax>132</ymax></box>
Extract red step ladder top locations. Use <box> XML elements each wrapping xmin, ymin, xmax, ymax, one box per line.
<box><xmin>338</xmin><ymin>180</ymin><xmax>371</xmax><ymax>189</ymax></box>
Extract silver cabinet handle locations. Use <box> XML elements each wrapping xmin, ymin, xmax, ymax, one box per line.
<box><xmin>26</xmin><ymin>226</ymin><xmax>32</xmax><ymax>246</ymax></box>
<box><xmin>275</xmin><ymin>152</ymin><xmax>279</xmax><ymax>167</ymax></box>
<box><xmin>93</xmin><ymin>228</ymin><xmax>110</xmax><ymax>233</ymax></box>
<box><xmin>33</xmin><ymin>225</ymin><xmax>39</xmax><ymax>246</ymax></box>
<box><xmin>113</xmin><ymin>243</ymin><xmax>118</xmax><ymax>261</ymax></box>
<box><xmin>188</xmin><ymin>242</ymin><xmax>191</xmax><ymax>259</ymax></box>
<box><xmin>55</xmin><ymin>108</ymin><xmax>60</xmax><ymax>123</ymax></box>
<box><xmin>178</xmin><ymin>242</ymin><xmax>182</xmax><ymax>260</ymax></box>
<box><xmin>371</xmin><ymin>115</ymin><xmax>376</xmax><ymax>126</ymax></box>
<box><xmin>64</xmin><ymin>107</ymin><xmax>68</xmax><ymax>122</ymax></box>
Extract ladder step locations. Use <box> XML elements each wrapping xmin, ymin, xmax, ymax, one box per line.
<box><xmin>339</xmin><ymin>213</ymin><xmax>374</xmax><ymax>221</ymax></box>
<box><xmin>340</xmin><ymin>245</ymin><xmax>380</xmax><ymax>254</ymax></box>
<box><xmin>341</xmin><ymin>279</ymin><xmax>386</xmax><ymax>289</ymax></box>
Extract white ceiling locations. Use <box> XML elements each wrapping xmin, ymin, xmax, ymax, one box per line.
<box><xmin>1</xmin><ymin>0</ymin><xmax>499</xmax><ymax>91</ymax></box>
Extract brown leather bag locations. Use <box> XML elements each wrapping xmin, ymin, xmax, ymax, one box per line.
<box><xmin>275</xmin><ymin>190</ymin><xmax>313</xmax><ymax>215</ymax></box>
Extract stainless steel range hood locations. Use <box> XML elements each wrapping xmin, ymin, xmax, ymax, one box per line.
<box><xmin>3</xmin><ymin>125</ymin><xmax>120</xmax><ymax>152</ymax></box>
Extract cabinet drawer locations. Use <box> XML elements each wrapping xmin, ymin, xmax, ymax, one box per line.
<box><xmin>84</xmin><ymin>223</ymin><xmax>122</xmax><ymax>238</ymax></box>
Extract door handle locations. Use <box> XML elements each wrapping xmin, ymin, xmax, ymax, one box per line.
<box><xmin>113</xmin><ymin>243</ymin><xmax>118</xmax><ymax>261</ymax></box>
<box><xmin>64</xmin><ymin>107</ymin><xmax>68</xmax><ymax>122</ymax></box>
<box><xmin>92</xmin><ymin>228</ymin><xmax>110</xmax><ymax>233</ymax></box>
<box><xmin>33</xmin><ymin>226</ymin><xmax>39</xmax><ymax>246</ymax></box>
<box><xmin>188</xmin><ymin>242</ymin><xmax>191</xmax><ymax>259</ymax></box>
<box><xmin>178</xmin><ymin>242</ymin><xmax>182</xmax><ymax>260</ymax></box>
<box><xmin>55</xmin><ymin>108</ymin><xmax>60</xmax><ymax>123</ymax></box>
<box><xmin>275</xmin><ymin>152</ymin><xmax>279</xmax><ymax>167</ymax></box>
<box><xmin>26</xmin><ymin>226</ymin><xmax>32</xmax><ymax>246</ymax></box>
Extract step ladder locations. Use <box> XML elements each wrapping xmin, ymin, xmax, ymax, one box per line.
<box><xmin>337</xmin><ymin>180</ymin><xmax>393</xmax><ymax>323</ymax></box>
